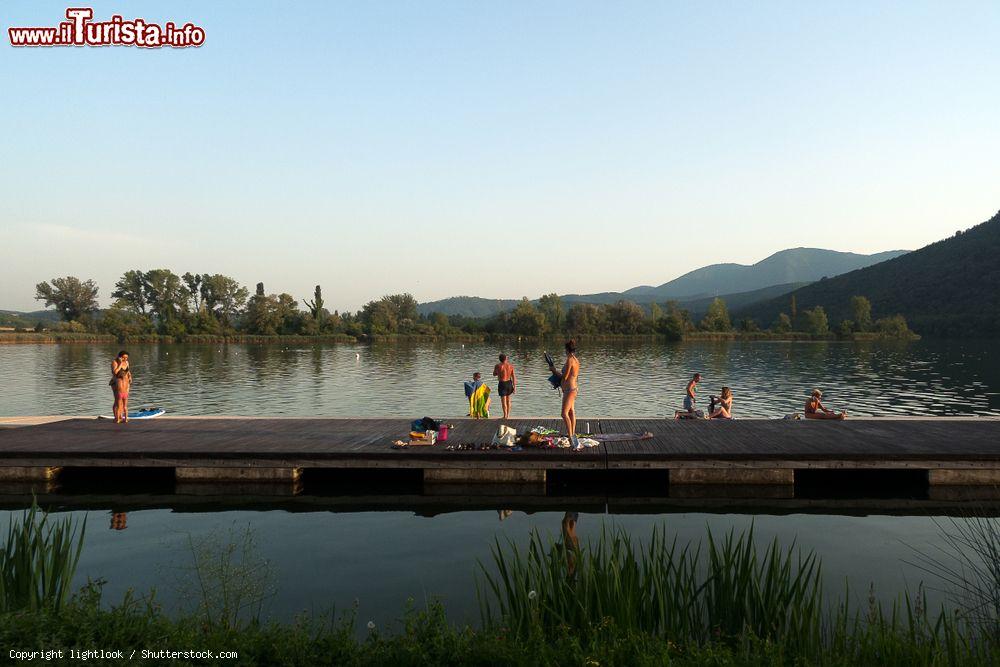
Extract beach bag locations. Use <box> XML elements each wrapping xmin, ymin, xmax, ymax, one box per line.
<box><xmin>491</xmin><ymin>425</ymin><xmax>517</xmax><ymax>447</ymax></box>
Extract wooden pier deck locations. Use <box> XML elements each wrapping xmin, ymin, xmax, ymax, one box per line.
<box><xmin>1</xmin><ymin>417</ymin><xmax>999</xmax><ymax>490</ymax></box>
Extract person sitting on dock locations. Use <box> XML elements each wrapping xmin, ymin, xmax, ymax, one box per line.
<box><xmin>465</xmin><ymin>372</ymin><xmax>492</xmax><ymax>419</ymax></box>
<box><xmin>493</xmin><ymin>354</ymin><xmax>517</xmax><ymax>419</ymax></box>
<box><xmin>708</xmin><ymin>387</ymin><xmax>733</xmax><ymax>419</ymax></box>
<box><xmin>804</xmin><ymin>389</ymin><xmax>847</xmax><ymax>420</ymax></box>
<box><xmin>674</xmin><ymin>373</ymin><xmax>703</xmax><ymax>419</ymax></box>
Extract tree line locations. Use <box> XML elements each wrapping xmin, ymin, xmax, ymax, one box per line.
<box><xmin>30</xmin><ymin>273</ymin><xmax>912</xmax><ymax>340</ymax></box>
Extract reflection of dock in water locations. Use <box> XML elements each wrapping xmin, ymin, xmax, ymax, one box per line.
<box><xmin>1</xmin><ymin>417</ymin><xmax>999</xmax><ymax>504</ymax></box>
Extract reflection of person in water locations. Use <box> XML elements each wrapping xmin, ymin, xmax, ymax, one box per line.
<box><xmin>560</xmin><ymin>511</ymin><xmax>580</xmax><ymax>578</ymax></box>
<box><xmin>109</xmin><ymin>511</ymin><xmax>127</xmax><ymax>530</ymax></box>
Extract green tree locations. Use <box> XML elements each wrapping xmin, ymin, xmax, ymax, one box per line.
<box><xmin>771</xmin><ymin>313</ymin><xmax>792</xmax><ymax>333</ymax></box>
<box><xmin>739</xmin><ymin>317</ymin><xmax>759</xmax><ymax>333</ymax></box>
<box><xmin>664</xmin><ymin>301</ymin><xmax>694</xmax><ymax>333</ymax></box>
<box><xmin>275</xmin><ymin>293</ymin><xmax>301</xmax><ymax>334</ymax></box>
<box><xmin>361</xmin><ymin>299</ymin><xmax>397</xmax><ymax>335</ymax></box>
<box><xmin>244</xmin><ymin>293</ymin><xmax>282</xmax><ymax>335</ymax></box>
<box><xmin>111</xmin><ymin>270</ymin><xmax>149</xmax><ymax>315</ymax></box>
<box><xmin>699</xmin><ymin>297</ymin><xmax>732</xmax><ymax>332</ymax></box>
<box><xmin>181</xmin><ymin>272</ymin><xmax>204</xmax><ymax>312</ymax></box>
<box><xmin>142</xmin><ymin>269</ymin><xmax>186</xmax><ymax>331</ymax></box>
<box><xmin>566</xmin><ymin>303</ymin><xmax>602</xmax><ymax>335</ymax></box>
<box><xmin>604</xmin><ymin>300</ymin><xmax>647</xmax><ymax>334</ymax></box>
<box><xmin>802</xmin><ymin>306</ymin><xmax>829</xmax><ymax>336</ymax></box>
<box><xmin>34</xmin><ymin>277</ymin><xmax>99</xmax><ymax>323</ymax></box>
<box><xmin>850</xmin><ymin>296</ymin><xmax>872</xmax><ymax>332</ymax></box>
<box><xmin>509</xmin><ymin>298</ymin><xmax>546</xmax><ymax>336</ymax></box>
<box><xmin>304</xmin><ymin>285</ymin><xmax>325</xmax><ymax>320</ymax></box>
<box><xmin>199</xmin><ymin>274</ymin><xmax>248</xmax><ymax>330</ymax></box>
<box><xmin>875</xmin><ymin>314</ymin><xmax>914</xmax><ymax>339</ymax></box>
<box><xmin>99</xmin><ymin>305</ymin><xmax>154</xmax><ymax>339</ymax></box>
<box><xmin>537</xmin><ymin>293</ymin><xmax>565</xmax><ymax>334</ymax></box>
<box><xmin>649</xmin><ymin>302</ymin><xmax>663</xmax><ymax>324</ymax></box>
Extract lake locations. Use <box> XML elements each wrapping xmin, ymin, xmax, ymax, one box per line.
<box><xmin>2</xmin><ymin>339</ymin><xmax>998</xmax><ymax>418</ymax></box>
<box><xmin>1</xmin><ymin>339</ymin><xmax>998</xmax><ymax>628</ymax></box>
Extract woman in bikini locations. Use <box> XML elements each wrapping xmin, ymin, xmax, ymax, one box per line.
<box><xmin>708</xmin><ymin>386</ymin><xmax>733</xmax><ymax>419</ymax></box>
<box><xmin>804</xmin><ymin>389</ymin><xmax>846</xmax><ymax>420</ymax></box>
<box><xmin>559</xmin><ymin>340</ymin><xmax>580</xmax><ymax>449</ymax></box>
<box><xmin>111</xmin><ymin>351</ymin><xmax>132</xmax><ymax>423</ymax></box>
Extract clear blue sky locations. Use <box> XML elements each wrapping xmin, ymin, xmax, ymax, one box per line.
<box><xmin>2</xmin><ymin>1</ymin><xmax>998</xmax><ymax>311</ymax></box>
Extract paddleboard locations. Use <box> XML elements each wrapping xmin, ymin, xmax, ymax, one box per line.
<box><xmin>98</xmin><ymin>407</ymin><xmax>166</xmax><ymax>420</ymax></box>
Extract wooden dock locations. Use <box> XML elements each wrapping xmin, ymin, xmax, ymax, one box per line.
<box><xmin>1</xmin><ymin>417</ymin><xmax>999</xmax><ymax>494</ymax></box>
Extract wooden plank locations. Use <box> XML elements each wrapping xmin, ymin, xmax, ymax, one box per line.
<box><xmin>0</xmin><ymin>419</ymin><xmax>996</xmax><ymax>482</ymax></box>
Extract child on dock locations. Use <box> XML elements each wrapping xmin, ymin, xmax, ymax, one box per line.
<box><xmin>674</xmin><ymin>373</ymin><xmax>703</xmax><ymax>419</ymax></box>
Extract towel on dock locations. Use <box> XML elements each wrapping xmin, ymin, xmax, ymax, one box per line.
<box><xmin>590</xmin><ymin>432</ymin><xmax>653</xmax><ymax>442</ymax></box>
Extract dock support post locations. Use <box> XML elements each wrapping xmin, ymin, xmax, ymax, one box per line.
<box><xmin>175</xmin><ymin>467</ymin><xmax>302</xmax><ymax>483</ymax></box>
<box><xmin>669</xmin><ymin>468</ymin><xmax>794</xmax><ymax>485</ymax></box>
<box><xmin>0</xmin><ymin>466</ymin><xmax>63</xmax><ymax>482</ymax></box>
<box><xmin>423</xmin><ymin>469</ymin><xmax>546</xmax><ymax>484</ymax></box>
<box><xmin>928</xmin><ymin>469</ymin><xmax>1000</xmax><ymax>486</ymax></box>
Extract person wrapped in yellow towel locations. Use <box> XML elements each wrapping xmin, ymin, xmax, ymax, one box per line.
<box><xmin>464</xmin><ymin>372</ymin><xmax>492</xmax><ymax>419</ymax></box>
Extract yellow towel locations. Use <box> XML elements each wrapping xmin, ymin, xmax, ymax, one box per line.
<box><xmin>469</xmin><ymin>383</ymin><xmax>491</xmax><ymax>419</ymax></box>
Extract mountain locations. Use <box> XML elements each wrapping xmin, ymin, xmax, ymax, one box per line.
<box><xmin>613</xmin><ymin>248</ymin><xmax>909</xmax><ymax>301</ymax></box>
<box><xmin>418</xmin><ymin>248</ymin><xmax>908</xmax><ymax>317</ymax></box>
<box><xmin>679</xmin><ymin>282</ymin><xmax>809</xmax><ymax>319</ymax></box>
<box><xmin>735</xmin><ymin>210</ymin><xmax>1000</xmax><ymax>337</ymax></box>
<box><xmin>0</xmin><ymin>309</ymin><xmax>62</xmax><ymax>328</ymax></box>
<box><xmin>416</xmin><ymin>296</ymin><xmax>520</xmax><ymax>318</ymax></box>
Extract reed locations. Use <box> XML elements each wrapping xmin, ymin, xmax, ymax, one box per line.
<box><xmin>0</xmin><ymin>502</ymin><xmax>86</xmax><ymax>613</ymax></box>
<box><xmin>478</xmin><ymin>524</ymin><xmax>823</xmax><ymax>644</ymax></box>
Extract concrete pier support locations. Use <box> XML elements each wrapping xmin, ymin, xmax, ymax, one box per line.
<box><xmin>175</xmin><ymin>466</ymin><xmax>302</xmax><ymax>483</ymax></box>
<box><xmin>928</xmin><ymin>468</ymin><xmax>1000</xmax><ymax>486</ymax></box>
<box><xmin>669</xmin><ymin>468</ymin><xmax>794</xmax><ymax>485</ymax></box>
<box><xmin>423</xmin><ymin>468</ymin><xmax>546</xmax><ymax>484</ymax></box>
<box><xmin>0</xmin><ymin>466</ymin><xmax>63</xmax><ymax>482</ymax></box>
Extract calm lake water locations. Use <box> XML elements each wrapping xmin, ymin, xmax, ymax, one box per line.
<box><xmin>1</xmin><ymin>340</ymin><xmax>998</xmax><ymax>627</ymax></box>
<box><xmin>1</xmin><ymin>339</ymin><xmax>998</xmax><ymax>417</ymax></box>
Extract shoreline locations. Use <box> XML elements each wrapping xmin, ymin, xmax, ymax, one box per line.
<box><xmin>0</xmin><ymin>331</ymin><xmax>921</xmax><ymax>345</ymax></box>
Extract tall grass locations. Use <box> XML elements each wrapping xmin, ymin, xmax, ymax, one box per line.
<box><xmin>479</xmin><ymin>523</ymin><xmax>996</xmax><ymax>664</ymax></box>
<box><xmin>909</xmin><ymin>515</ymin><xmax>1000</xmax><ymax>641</ymax></box>
<box><xmin>0</xmin><ymin>503</ymin><xmax>85</xmax><ymax>613</ymax></box>
<box><xmin>479</xmin><ymin>524</ymin><xmax>823</xmax><ymax>644</ymax></box>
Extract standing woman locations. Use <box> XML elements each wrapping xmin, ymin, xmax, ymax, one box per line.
<box><xmin>559</xmin><ymin>340</ymin><xmax>580</xmax><ymax>449</ymax></box>
<box><xmin>111</xmin><ymin>351</ymin><xmax>132</xmax><ymax>423</ymax></box>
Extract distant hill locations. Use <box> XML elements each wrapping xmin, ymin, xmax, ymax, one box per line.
<box><xmin>735</xmin><ymin>210</ymin><xmax>1000</xmax><ymax>337</ymax></box>
<box><xmin>416</xmin><ymin>296</ymin><xmax>520</xmax><ymax>318</ymax></box>
<box><xmin>680</xmin><ymin>282</ymin><xmax>809</xmax><ymax>319</ymax></box>
<box><xmin>614</xmin><ymin>248</ymin><xmax>909</xmax><ymax>301</ymax></box>
<box><xmin>418</xmin><ymin>247</ymin><xmax>907</xmax><ymax>317</ymax></box>
<box><xmin>0</xmin><ymin>309</ymin><xmax>62</xmax><ymax>328</ymax></box>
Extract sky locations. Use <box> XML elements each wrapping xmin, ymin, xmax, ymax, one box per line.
<box><xmin>2</xmin><ymin>1</ymin><xmax>999</xmax><ymax>312</ymax></box>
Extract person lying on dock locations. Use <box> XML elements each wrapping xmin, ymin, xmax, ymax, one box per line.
<box><xmin>804</xmin><ymin>389</ymin><xmax>847</xmax><ymax>420</ymax></box>
<box><xmin>674</xmin><ymin>373</ymin><xmax>703</xmax><ymax>419</ymax></box>
<box><xmin>707</xmin><ymin>387</ymin><xmax>733</xmax><ymax>419</ymax></box>
<box><xmin>465</xmin><ymin>372</ymin><xmax>492</xmax><ymax>419</ymax></box>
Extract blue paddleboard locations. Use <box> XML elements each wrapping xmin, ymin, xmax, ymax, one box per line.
<box><xmin>98</xmin><ymin>407</ymin><xmax>166</xmax><ymax>420</ymax></box>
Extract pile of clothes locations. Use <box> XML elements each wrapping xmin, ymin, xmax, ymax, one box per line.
<box><xmin>491</xmin><ymin>425</ymin><xmax>599</xmax><ymax>451</ymax></box>
<box><xmin>392</xmin><ymin>417</ymin><xmax>448</xmax><ymax>447</ymax></box>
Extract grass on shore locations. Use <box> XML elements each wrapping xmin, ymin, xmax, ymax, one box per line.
<box><xmin>1</xmin><ymin>506</ymin><xmax>996</xmax><ymax>665</ymax></box>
